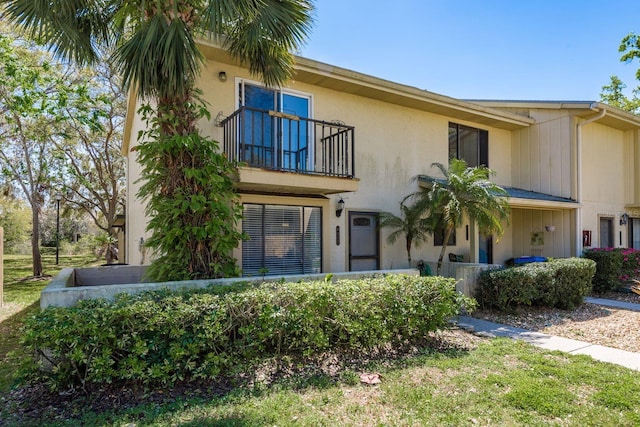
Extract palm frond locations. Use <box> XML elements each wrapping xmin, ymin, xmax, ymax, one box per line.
<box><xmin>207</xmin><ymin>0</ymin><xmax>313</xmax><ymax>87</ymax></box>
<box><xmin>1</xmin><ymin>0</ymin><xmax>119</xmax><ymax>65</ymax></box>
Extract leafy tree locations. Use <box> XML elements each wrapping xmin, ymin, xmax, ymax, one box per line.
<box><xmin>379</xmin><ymin>195</ymin><xmax>432</xmax><ymax>265</ymax></box>
<box><xmin>0</xmin><ymin>196</ymin><xmax>31</xmax><ymax>253</ymax></box>
<box><xmin>0</xmin><ymin>32</ymin><xmax>69</xmax><ymax>276</ymax></box>
<box><xmin>54</xmin><ymin>59</ymin><xmax>126</xmax><ymax>263</ymax></box>
<box><xmin>1</xmin><ymin>0</ymin><xmax>314</xmax><ymax>280</ymax></box>
<box><xmin>39</xmin><ymin>204</ymin><xmax>91</xmax><ymax>247</ymax></box>
<box><xmin>415</xmin><ymin>159</ymin><xmax>510</xmax><ymax>275</ymax></box>
<box><xmin>600</xmin><ymin>75</ymin><xmax>640</xmax><ymax>114</ymax></box>
<box><xmin>620</xmin><ymin>32</ymin><xmax>640</xmax><ymax>80</ymax></box>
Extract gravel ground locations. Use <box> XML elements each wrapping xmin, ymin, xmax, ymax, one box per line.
<box><xmin>473</xmin><ymin>291</ymin><xmax>640</xmax><ymax>353</ymax></box>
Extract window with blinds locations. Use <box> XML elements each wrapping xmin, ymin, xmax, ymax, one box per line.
<box><xmin>242</xmin><ymin>204</ymin><xmax>322</xmax><ymax>276</ymax></box>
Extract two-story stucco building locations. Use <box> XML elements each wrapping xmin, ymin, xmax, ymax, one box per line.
<box><xmin>122</xmin><ymin>40</ymin><xmax>640</xmax><ymax>276</ymax></box>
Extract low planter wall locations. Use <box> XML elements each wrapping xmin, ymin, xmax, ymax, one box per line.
<box><xmin>41</xmin><ymin>266</ymin><xmax>419</xmax><ymax>309</ymax></box>
<box><xmin>423</xmin><ymin>261</ymin><xmax>501</xmax><ymax>297</ymax></box>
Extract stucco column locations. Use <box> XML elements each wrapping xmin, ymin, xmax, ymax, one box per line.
<box><xmin>469</xmin><ymin>221</ymin><xmax>479</xmax><ymax>263</ymax></box>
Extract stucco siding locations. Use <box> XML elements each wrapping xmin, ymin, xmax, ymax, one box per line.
<box><xmin>580</xmin><ymin>122</ymin><xmax>628</xmax><ymax>249</ymax></box>
<box><xmin>124</xmin><ymin>57</ymin><xmax>640</xmax><ymax>272</ymax></box>
<box><xmin>125</xmin><ymin>59</ymin><xmax>517</xmax><ymax>270</ymax></box>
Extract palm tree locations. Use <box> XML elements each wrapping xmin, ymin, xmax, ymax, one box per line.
<box><xmin>378</xmin><ymin>195</ymin><xmax>432</xmax><ymax>266</ymax></box>
<box><xmin>2</xmin><ymin>0</ymin><xmax>314</xmax><ymax>279</ymax></box>
<box><xmin>415</xmin><ymin>159</ymin><xmax>510</xmax><ymax>275</ymax></box>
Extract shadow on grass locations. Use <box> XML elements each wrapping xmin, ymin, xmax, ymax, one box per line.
<box><xmin>0</xmin><ymin>300</ymin><xmax>40</xmax><ymax>392</ymax></box>
<box><xmin>1</xmin><ymin>330</ymin><xmax>478</xmax><ymax>426</ymax></box>
<box><xmin>176</xmin><ymin>416</ymin><xmax>251</xmax><ymax>427</ymax></box>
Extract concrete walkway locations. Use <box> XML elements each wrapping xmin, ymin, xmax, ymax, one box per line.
<box><xmin>457</xmin><ymin>297</ymin><xmax>640</xmax><ymax>372</ymax></box>
<box><xmin>584</xmin><ymin>296</ymin><xmax>640</xmax><ymax>312</ymax></box>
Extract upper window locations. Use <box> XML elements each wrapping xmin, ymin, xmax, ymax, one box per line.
<box><xmin>448</xmin><ymin>123</ymin><xmax>488</xmax><ymax>167</ymax></box>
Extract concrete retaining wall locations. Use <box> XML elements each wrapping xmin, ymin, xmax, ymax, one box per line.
<box><xmin>423</xmin><ymin>261</ymin><xmax>501</xmax><ymax>297</ymax></box>
<box><xmin>41</xmin><ymin>267</ymin><xmax>419</xmax><ymax>309</ymax></box>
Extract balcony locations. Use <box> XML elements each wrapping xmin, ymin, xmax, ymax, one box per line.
<box><xmin>221</xmin><ymin>106</ymin><xmax>358</xmax><ymax>195</ymax></box>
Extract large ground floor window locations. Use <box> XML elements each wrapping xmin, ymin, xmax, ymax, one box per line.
<box><xmin>630</xmin><ymin>217</ymin><xmax>640</xmax><ymax>249</ymax></box>
<box><xmin>242</xmin><ymin>204</ymin><xmax>322</xmax><ymax>276</ymax></box>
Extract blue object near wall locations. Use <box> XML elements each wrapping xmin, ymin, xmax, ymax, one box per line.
<box><xmin>513</xmin><ymin>256</ymin><xmax>547</xmax><ymax>265</ymax></box>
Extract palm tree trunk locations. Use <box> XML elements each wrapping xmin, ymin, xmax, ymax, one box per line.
<box><xmin>436</xmin><ymin>226</ymin><xmax>454</xmax><ymax>276</ymax></box>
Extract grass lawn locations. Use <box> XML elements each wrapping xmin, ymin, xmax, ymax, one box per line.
<box><xmin>6</xmin><ymin>338</ymin><xmax>639</xmax><ymax>426</ymax></box>
<box><xmin>0</xmin><ymin>253</ymin><xmax>99</xmax><ymax>392</ymax></box>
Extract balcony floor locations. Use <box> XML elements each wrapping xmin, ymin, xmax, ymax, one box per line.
<box><xmin>236</xmin><ymin>166</ymin><xmax>359</xmax><ymax>195</ymax></box>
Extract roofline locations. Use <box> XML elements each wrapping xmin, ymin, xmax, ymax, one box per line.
<box><xmin>292</xmin><ymin>56</ymin><xmax>536</xmax><ymax>128</ymax></box>
<box><xmin>467</xmin><ymin>99</ymin><xmax>640</xmax><ymax>128</ymax></box>
<box><xmin>508</xmin><ymin>197</ymin><xmax>580</xmax><ymax>210</ymax></box>
<box><xmin>196</xmin><ymin>39</ymin><xmax>535</xmax><ymax>130</ymax></box>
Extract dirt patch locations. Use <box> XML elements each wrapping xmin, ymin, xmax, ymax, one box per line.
<box><xmin>0</xmin><ymin>329</ymin><xmax>486</xmax><ymax>425</ymax></box>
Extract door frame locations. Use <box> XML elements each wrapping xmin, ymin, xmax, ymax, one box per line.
<box><xmin>236</xmin><ymin>78</ymin><xmax>314</xmax><ymax>171</ymax></box>
<box><xmin>599</xmin><ymin>215</ymin><xmax>614</xmax><ymax>248</ymax></box>
<box><xmin>348</xmin><ymin>211</ymin><xmax>380</xmax><ymax>271</ymax></box>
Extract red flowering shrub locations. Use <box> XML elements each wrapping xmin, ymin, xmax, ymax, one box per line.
<box><xmin>584</xmin><ymin>248</ymin><xmax>640</xmax><ymax>292</ymax></box>
<box><xmin>619</xmin><ymin>248</ymin><xmax>640</xmax><ymax>283</ymax></box>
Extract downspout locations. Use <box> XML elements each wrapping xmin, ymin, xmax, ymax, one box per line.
<box><xmin>576</xmin><ymin>103</ymin><xmax>606</xmax><ymax>255</ymax></box>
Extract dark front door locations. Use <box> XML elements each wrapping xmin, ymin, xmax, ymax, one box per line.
<box><xmin>349</xmin><ymin>212</ymin><xmax>379</xmax><ymax>271</ymax></box>
<box><xmin>600</xmin><ymin>217</ymin><xmax>614</xmax><ymax>248</ymax></box>
<box><xmin>479</xmin><ymin>235</ymin><xmax>493</xmax><ymax>264</ymax></box>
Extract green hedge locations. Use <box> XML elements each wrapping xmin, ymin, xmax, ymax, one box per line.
<box><xmin>19</xmin><ymin>275</ymin><xmax>474</xmax><ymax>390</ymax></box>
<box><xmin>477</xmin><ymin>258</ymin><xmax>595</xmax><ymax>311</ymax></box>
<box><xmin>583</xmin><ymin>249</ymin><xmax>624</xmax><ymax>293</ymax></box>
<box><xmin>583</xmin><ymin>248</ymin><xmax>640</xmax><ymax>292</ymax></box>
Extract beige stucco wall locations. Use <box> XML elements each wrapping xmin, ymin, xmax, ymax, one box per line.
<box><xmin>125</xmin><ymin>107</ymin><xmax>152</xmax><ymax>266</ymax></box>
<box><xmin>624</xmin><ymin>129</ymin><xmax>640</xmax><ymax>208</ymax></box>
<box><xmin>126</xmin><ymin>60</ymin><xmax>640</xmax><ymax>270</ymax></box>
<box><xmin>581</xmin><ymin>122</ymin><xmax>630</xmax><ymax>248</ymax></box>
<box><xmin>124</xmin><ymin>58</ymin><xmax>519</xmax><ymax>271</ymax></box>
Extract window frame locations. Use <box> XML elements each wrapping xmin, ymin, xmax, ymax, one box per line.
<box><xmin>242</xmin><ymin>203</ymin><xmax>323</xmax><ymax>276</ymax></box>
<box><xmin>598</xmin><ymin>216</ymin><xmax>614</xmax><ymax>248</ymax></box>
<box><xmin>433</xmin><ymin>227</ymin><xmax>457</xmax><ymax>247</ymax></box>
<box><xmin>448</xmin><ymin>122</ymin><xmax>489</xmax><ymax>167</ymax></box>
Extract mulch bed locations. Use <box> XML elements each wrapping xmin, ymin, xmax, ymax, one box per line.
<box><xmin>473</xmin><ymin>291</ymin><xmax>640</xmax><ymax>353</ymax></box>
<box><xmin>0</xmin><ymin>329</ymin><xmax>485</xmax><ymax>425</ymax></box>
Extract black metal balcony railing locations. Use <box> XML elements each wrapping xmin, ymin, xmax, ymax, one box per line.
<box><xmin>221</xmin><ymin>106</ymin><xmax>355</xmax><ymax>178</ymax></box>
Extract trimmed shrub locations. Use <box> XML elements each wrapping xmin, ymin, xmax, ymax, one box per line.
<box><xmin>619</xmin><ymin>248</ymin><xmax>640</xmax><ymax>284</ymax></box>
<box><xmin>583</xmin><ymin>249</ymin><xmax>624</xmax><ymax>293</ymax></box>
<box><xmin>477</xmin><ymin>258</ymin><xmax>595</xmax><ymax>311</ymax></box>
<box><xmin>19</xmin><ymin>275</ymin><xmax>474</xmax><ymax>391</ymax></box>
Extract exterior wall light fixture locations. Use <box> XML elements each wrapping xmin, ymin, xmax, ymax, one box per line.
<box><xmin>620</xmin><ymin>213</ymin><xmax>629</xmax><ymax>226</ymax></box>
<box><xmin>336</xmin><ymin>198</ymin><xmax>345</xmax><ymax>217</ymax></box>
<box><xmin>544</xmin><ymin>225</ymin><xmax>555</xmax><ymax>232</ymax></box>
<box><xmin>218</xmin><ymin>71</ymin><xmax>227</xmax><ymax>82</ymax></box>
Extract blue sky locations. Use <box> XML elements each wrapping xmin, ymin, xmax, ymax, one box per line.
<box><xmin>299</xmin><ymin>1</ymin><xmax>640</xmax><ymax>101</ymax></box>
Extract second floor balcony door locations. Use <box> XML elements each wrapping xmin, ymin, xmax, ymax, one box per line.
<box><xmin>240</xmin><ymin>81</ymin><xmax>312</xmax><ymax>172</ymax></box>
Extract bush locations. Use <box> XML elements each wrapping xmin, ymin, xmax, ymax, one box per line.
<box><xmin>19</xmin><ymin>275</ymin><xmax>474</xmax><ymax>390</ymax></box>
<box><xmin>477</xmin><ymin>258</ymin><xmax>595</xmax><ymax>311</ymax></box>
<box><xmin>583</xmin><ymin>249</ymin><xmax>624</xmax><ymax>293</ymax></box>
<box><xmin>619</xmin><ymin>248</ymin><xmax>640</xmax><ymax>284</ymax></box>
